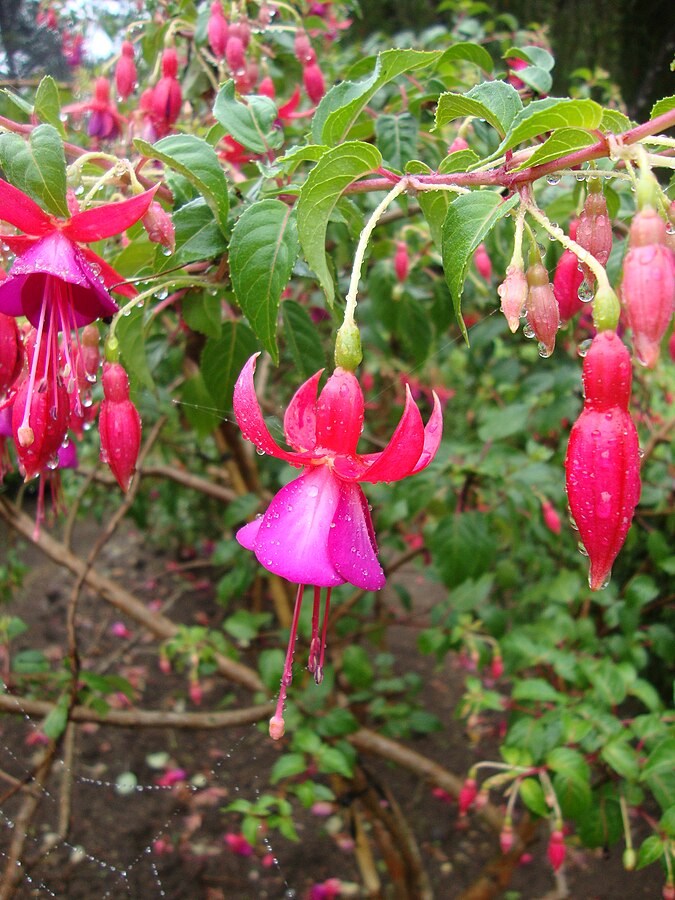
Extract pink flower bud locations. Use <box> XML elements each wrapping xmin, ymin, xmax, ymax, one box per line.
<box><xmin>207</xmin><ymin>1</ymin><xmax>229</xmax><ymax>58</ymax></box>
<box><xmin>224</xmin><ymin>832</ymin><xmax>254</xmax><ymax>856</ymax></box>
<box><xmin>491</xmin><ymin>653</ymin><xmax>504</xmax><ymax>679</ymax></box>
<box><xmin>541</xmin><ymin>498</ymin><xmax>561</xmax><ymax>535</ymax></box>
<box><xmin>142</xmin><ymin>201</ymin><xmax>175</xmax><ymax>253</ymax></box>
<box><xmin>115</xmin><ymin>41</ymin><xmax>137</xmax><ymax>100</ymax></box>
<box><xmin>576</xmin><ymin>187</ymin><xmax>612</xmax><ymax>284</ymax></box>
<box><xmin>99</xmin><ymin>362</ymin><xmax>142</xmax><ymax>492</ymax></box>
<box><xmin>621</xmin><ymin>208</ymin><xmax>675</xmax><ymax>368</ymax></box>
<box><xmin>500</xmin><ymin>823</ymin><xmax>514</xmax><ymax>854</ymax></box>
<box><xmin>229</xmin><ymin>19</ymin><xmax>251</xmax><ymax>49</ymax></box>
<box><xmin>258</xmin><ymin>75</ymin><xmax>275</xmax><ymax>98</ymax></box>
<box><xmin>189</xmin><ymin>679</ymin><xmax>202</xmax><ymax>705</ymax></box>
<box><xmin>153</xmin><ymin>64</ymin><xmax>182</xmax><ymax>131</ymax></box>
<box><xmin>498</xmin><ymin>265</ymin><xmax>528</xmax><ymax>332</ymax></box>
<box><xmin>394</xmin><ymin>240</ymin><xmax>409</xmax><ymax>283</ymax></box>
<box><xmin>565</xmin><ymin>332</ymin><xmax>641</xmax><ymax>590</ymax></box>
<box><xmin>294</xmin><ymin>30</ymin><xmax>316</xmax><ymax>64</ymax></box>
<box><xmin>474</xmin><ymin>243</ymin><xmax>492</xmax><ymax>281</ymax></box>
<box><xmin>269</xmin><ymin>714</ymin><xmax>286</xmax><ymax>740</ymax></box>
<box><xmin>664</xmin><ymin>884</ymin><xmax>675</xmax><ymax>900</ymax></box>
<box><xmin>458</xmin><ymin>777</ymin><xmax>478</xmax><ymax>814</ymax></box>
<box><xmin>448</xmin><ymin>136</ymin><xmax>469</xmax><ymax>153</ymax></box>
<box><xmin>553</xmin><ymin>235</ymin><xmax>585</xmax><ymax>321</ymax></box>
<box><xmin>225</xmin><ymin>35</ymin><xmax>246</xmax><ymax>72</ymax></box>
<box><xmin>12</xmin><ymin>371</ymin><xmax>70</xmax><ymax>480</ymax></box>
<box><xmin>303</xmin><ymin>62</ymin><xmax>325</xmax><ymax>104</ymax></box>
<box><xmin>0</xmin><ymin>313</ymin><xmax>22</xmax><ymax>397</ymax></box>
<box><xmin>526</xmin><ymin>262</ymin><xmax>560</xmax><ymax>356</ymax></box>
<box><xmin>161</xmin><ymin>47</ymin><xmax>178</xmax><ymax>79</ymax></box>
<box><xmin>547</xmin><ymin>830</ymin><xmax>566</xmax><ymax>871</ymax></box>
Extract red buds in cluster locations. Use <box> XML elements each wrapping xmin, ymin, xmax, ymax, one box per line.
<box><xmin>115</xmin><ymin>41</ymin><xmax>137</xmax><ymax>101</ymax></box>
<box><xmin>152</xmin><ymin>48</ymin><xmax>182</xmax><ymax>135</ymax></box>
<box><xmin>547</xmin><ymin>830</ymin><xmax>566</xmax><ymax>871</ymax></box>
<box><xmin>208</xmin><ymin>1</ymin><xmax>229</xmax><ymax>59</ymax></box>
<box><xmin>525</xmin><ymin>262</ymin><xmax>560</xmax><ymax>357</ymax></box>
<box><xmin>553</xmin><ymin>220</ymin><xmax>585</xmax><ymax>321</ymax></box>
<box><xmin>99</xmin><ymin>362</ymin><xmax>142</xmax><ymax>492</ymax></box>
<box><xmin>498</xmin><ymin>265</ymin><xmax>528</xmax><ymax>333</ymax></box>
<box><xmin>576</xmin><ymin>183</ymin><xmax>612</xmax><ymax>285</ymax></box>
<box><xmin>621</xmin><ymin>207</ymin><xmax>675</xmax><ymax>368</ymax></box>
<box><xmin>565</xmin><ymin>331</ymin><xmax>641</xmax><ymax>590</ymax></box>
<box><xmin>394</xmin><ymin>241</ymin><xmax>409</xmax><ymax>283</ymax></box>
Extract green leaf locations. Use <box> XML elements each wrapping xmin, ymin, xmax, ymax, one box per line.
<box><xmin>213</xmin><ymin>80</ymin><xmax>282</xmax><ymax>155</ymax></box>
<box><xmin>497</xmin><ymin>98</ymin><xmax>603</xmax><ymax>157</ymax></box>
<box><xmin>651</xmin><ymin>95</ymin><xmax>675</xmax><ymax>119</ymax></box>
<box><xmin>512</xmin><ymin>678</ymin><xmax>564</xmax><ymax>703</ymax></box>
<box><xmin>516</xmin><ymin>66</ymin><xmax>553</xmax><ymax>94</ymax></box>
<box><xmin>341</xmin><ymin>645</ymin><xmax>374</xmax><ymax>689</ymax></box>
<box><xmin>313</xmin><ymin>49</ymin><xmax>441</xmax><ymax>145</ymax></box>
<box><xmin>178</xmin><ymin>374</ymin><xmax>221</xmax><ymax>438</ymax></box>
<box><xmin>258</xmin><ymin>648</ymin><xmax>285</xmax><ymax>692</ymax></box>
<box><xmin>0</xmin><ymin>124</ymin><xmax>68</xmax><ymax>216</ymax></box>
<box><xmin>181</xmin><ymin>291</ymin><xmax>222</xmax><ymax>339</ymax></box>
<box><xmin>296</xmin><ymin>141</ymin><xmax>382</xmax><ymax>305</ymax></box>
<box><xmin>270</xmin><ymin>753</ymin><xmax>307</xmax><ymax>784</ymax></box>
<box><xmin>12</xmin><ymin>649</ymin><xmax>49</xmax><ymax>674</ymax></box>
<box><xmin>201</xmin><ymin>320</ymin><xmax>258</xmax><ymax>412</ymax></box>
<box><xmin>230</xmin><ymin>200</ymin><xmax>299</xmax><ymax>364</ymax></box>
<box><xmin>601</xmin><ymin>740</ymin><xmax>640</xmax><ymax>781</ymax></box>
<box><xmin>636</xmin><ymin>834</ymin><xmax>664</xmax><ymax>870</ymax></box>
<box><xmin>398</xmin><ymin>297</ymin><xmax>432</xmax><ymax>366</ymax></box>
<box><xmin>441</xmin><ymin>191</ymin><xmax>519</xmax><ymax>340</ymax></box>
<box><xmin>282</xmin><ymin>299</ymin><xmax>327</xmax><ymax>379</ymax></box>
<box><xmin>134</xmin><ymin>134</ymin><xmax>229</xmax><ymax>234</ymax></box>
<box><xmin>375</xmin><ymin>113</ymin><xmax>418</xmax><ymax>171</ymax></box>
<box><xmin>317</xmin><ymin>746</ymin><xmax>353</xmax><ymax>778</ymax></box>
<box><xmin>43</xmin><ymin>696</ymin><xmax>69</xmax><ymax>740</ymax></box>
<box><xmin>34</xmin><ymin>76</ymin><xmax>65</xmax><ymax>136</ymax></box>
<box><xmin>159</xmin><ymin>198</ymin><xmax>227</xmax><ymax>270</ymax></box>
<box><xmin>439</xmin><ymin>41</ymin><xmax>493</xmax><ymax>72</ymax></box>
<box><xmin>553</xmin><ymin>770</ymin><xmax>592</xmax><ymax>819</ymax></box>
<box><xmin>583</xmin><ymin>658</ymin><xmax>627</xmax><ymax>706</ymax></box>
<box><xmin>427</xmin><ymin>513</ymin><xmax>498</xmax><ymax>587</ymax></box>
<box><xmin>116</xmin><ymin>306</ymin><xmax>154</xmax><ymax>390</ymax></box>
<box><xmin>505</xmin><ymin>46</ymin><xmax>555</xmax><ymax>71</ymax></box>
<box><xmin>601</xmin><ymin>108</ymin><xmax>632</xmax><ymax>133</ymax></box>
<box><xmin>435</xmin><ymin>81</ymin><xmax>523</xmax><ymax>137</ymax></box>
<box><xmin>513</xmin><ymin>127</ymin><xmax>598</xmax><ymax>170</ymax></box>
<box><xmin>577</xmin><ymin>794</ymin><xmax>622</xmax><ymax>847</ymax></box>
<box><xmin>519</xmin><ymin>777</ymin><xmax>549</xmax><ymax>817</ymax></box>
<box><xmin>477</xmin><ymin>402</ymin><xmax>529</xmax><ymax>441</ymax></box>
<box><xmin>316</xmin><ymin>708</ymin><xmax>359</xmax><ymax>738</ymax></box>
<box><xmin>643</xmin><ymin>739</ymin><xmax>675</xmax><ymax>780</ymax></box>
<box><xmin>547</xmin><ymin>747</ymin><xmax>591</xmax><ymax>784</ymax></box>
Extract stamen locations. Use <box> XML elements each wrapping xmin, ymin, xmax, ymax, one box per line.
<box><xmin>18</xmin><ymin>292</ymin><xmax>49</xmax><ymax>446</ymax></box>
<box><xmin>307</xmin><ymin>585</ymin><xmax>321</xmax><ymax>674</ymax></box>
<box><xmin>315</xmin><ymin>588</ymin><xmax>332</xmax><ymax>685</ymax></box>
<box><xmin>269</xmin><ymin>583</ymin><xmax>305</xmax><ymax>741</ymax></box>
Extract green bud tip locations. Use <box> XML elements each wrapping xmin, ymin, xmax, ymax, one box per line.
<box><xmin>334</xmin><ymin>322</ymin><xmax>363</xmax><ymax>372</ymax></box>
<box><xmin>636</xmin><ymin>169</ymin><xmax>659</xmax><ymax>211</ymax></box>
<box><xmin>104</xmin><ymin>336</ymin><xmax>121</xmax><ymax>363</ymax></box>
<box><xmin>592</xmin><ymin>286</ymin><xmax>621</xmax><ymax>333</ymax></box>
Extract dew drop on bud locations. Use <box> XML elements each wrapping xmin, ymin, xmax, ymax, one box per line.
<box><xmin>577</xmin><ymin>338</ymin><xmax>593</xmax><ymax>358</ymax></box>
<box><xmin>577</xmin><ymin>541</ymin><xmax>589</xmax><ymax>557</ymax></box>
<box><xmin>523</xmin><ymin>323</ymin><xmax>535</xmax><ymax>339</ymax></box>
<box><xmin>578</xmin><ymin>280</ymin><xmax>594</xmax><ymax>302</ymax></box>
<box><xmin>537</xmin><ymin>342</ymin><xmax>552</xmax><ymax>358</ymax></box>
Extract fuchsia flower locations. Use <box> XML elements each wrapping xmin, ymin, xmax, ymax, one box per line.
<box><xmin>234</xmin><ymin>354</ymin><xmax>442</xmax><ymax>738</ymax></box>
<box><xmin>115</xmin><ymin>41</ymin><xmax>138</xmax><ymax>101</ymax></box>
<box><xmin>63</xmin><ymin>77</ymin><xmax>125</xmax><ymax>141</ymax></box>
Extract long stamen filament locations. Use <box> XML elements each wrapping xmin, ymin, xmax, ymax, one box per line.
<box><xmin>316</xmin><ymin>588</ymin><xmax>331</xmax><ymax>685</ymax></box>
<box><xmin>18</xmin><ymin>288</ymin><xmax>49</xmax><ymax>445</ymax></box>
<box><xmin>269</xmin><ymin>583</ymin><xmax>305</xmax><ymax>740</ymax></box>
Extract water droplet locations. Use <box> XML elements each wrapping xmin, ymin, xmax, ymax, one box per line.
<box><xmin>537</xmin><ymin>342</ymin><xmax>552</xmax><ymax>358</ymax></box>
<box><xmin>577</xmin><ymin>338</ymin><xmax>592</xmax><ymax>358</ymax></box>
<box><xmin>161</xmin><ymin>246</ymin><xmax>172</xmax><ymax>256</ymax></box>
<box><xmin>255</xmin><ymin>447</ymin><xmax>265</xmax><ymax>456</ymax></box>
<box><xmin>577</xmin><ymin>280</ymin><xmax>594</xmax><ymax>302</ymax></box>
<box><xmin>156</xmin><ymin>289</ymin><xmax>169</xmax><ymax>301</ymax></box>
<box><xmin>523</xmin><ymin>323</ymin><xmax>535</xmax><ymax>339</ymax></box>
<box><xmin>577</xmin><ymin>542</ymin><xmax>589</xmax><ymax>557</ymax></box>
<box><xmin>546</xmin><ymin>173</ymin><xmax>562</xmax><ymax>186</ymax></box>
<box><xmin>46</xmin><ymin>454</ymin><xmax>59</xmax><ymax>470</ymax></box>
<box><xmin>307</xmin><ymin>485</ymin><xmax>318</xmax><ymax>497</ymax></box>
<box><xmin>666</xmin><ymin>222</ymin><xmax>675</xmax><ymax>236</ymax></box>
<box><xmin>638</xmin><ymin>447</ymin><xmax>645</xmax><ymax>459</ymax></box>
<box><xmin>575</xmin><ymin>171</ymin><xmax>586</xmax><ymax>182</ymax></box>
<box><xmin>82</xmin><ymin>390</ymin><xmax>93</xmax><ymax>408</ymax></box>
<box><xmin>122</xmin><ymin>308</ymin><xmax>132</xmax><ymax>317</ymax></box>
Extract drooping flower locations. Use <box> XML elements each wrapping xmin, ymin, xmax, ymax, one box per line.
<box><xmin>62</xmin><ymin>77</ymin><xmax>125</xmax><ymax>141</ymax></box>
<box><xmin>0</xmin><ymin>178</ymin><xmax>155</xmax><ymax>478</ymax></box>
<box><xmin>99</xmin><ymin>361</ymin><xmax>142</xmax><ymax>492</ymax></box>
<box><xmin>234</xmin><ymin>354</ymin><xmax>442</xmax><ymax>737</ymax></box>
<box><xmin>498</xmin><ymin>264</ymin><xmax>527</xmax><ymax>333</ymax></box>
<box><xmin>207</xmin><ymin>1</ymin><xmax>229</xmax><ymax>59</ymax></box>
<box><xmin>152</xmin><ymin>48</ymin><xmax>183</xmax><ymax>136</ymax></box>
<box><xmin>576</xmin><ymin>184</ymin><xmax>612</xmax><ymax>286</ymax></box>
<box><xmin>525</xmin><ymin>261</ymin><xmax>560</xmax><ymax>357</ymax></box>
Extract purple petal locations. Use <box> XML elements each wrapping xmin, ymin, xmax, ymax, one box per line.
<box><xmin>238</xmin><ymin>465</ymin><xmax>345</xmax><ymax>587</ymax></box>
<box><xmin>0</xmin><ymin>233</ymin><xmax>118</xmax><ymax>326</ymax></box>
<box><xmin>328</xmin><ymin>482</ymin><xmax>385</xmax><ymax>591</ymax></box>
<box><xmin>284</xmin><ymin>369</ymin><xmax>322</xmax><ymax>451</ymax></box>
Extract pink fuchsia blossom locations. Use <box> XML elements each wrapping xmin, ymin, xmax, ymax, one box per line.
<box><xmin>547</xmin><ymin>830</ymin><xmax>566</xmax><ymax>871</ymax></box>
<box><xmin>234</xmin><ymin>354</ymin><xmax>442</xmax><ymax>737</ymax></box>
<box><xmin>152</xmin><ymin>48</ymin><xmax>183</xmax><ymax>136</ymax></box>
<box><xmin>115</xmin><ymin>41</ymin><xmax>137</xmax><ymax>100</ymax></box>
<box><xmin>99</xmin><ymin>362</ymin><xmax>142</xmax><ymax>492</ymax></box>
<box><xmin>62</xmin><ymin>77</ymin><xmax>125</xmax><ymax>141</ymax></box>
<box><xmin>207</xmin><ymin>1</ymin><xmax>229</xmax><ymax>59</ymax></box>
<box><xmin>224</xmin><ymin>832</ymin><xmax>254</xmax><ymax>856</ymax></box>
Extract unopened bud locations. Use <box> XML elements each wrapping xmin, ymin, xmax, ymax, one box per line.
<box><xmin>334</xmin><ymin>322</ymin><xmax>363</xmax><ymax>371</ymax></box>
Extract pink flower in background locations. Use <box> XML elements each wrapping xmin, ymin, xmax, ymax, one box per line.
<box><xmin>234</xmin><ymin>354</ymin><xmax>442</xmax><ymax>738</ymax></box>
<box><xmin>224</xmin><ymin>832</ymin><xmax>254</xmax><ymax>856</ymax></box>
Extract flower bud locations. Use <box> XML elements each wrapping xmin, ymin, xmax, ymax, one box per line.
<box><xmin>294</xmin><ymin>30</ymin><xmax>316</xmax><ymax>64</ymax></box>
<box><xmin>207</xmin><ymin>1</ymin><xmax>229</xmax><ymax>58</ymax></box>
<box><xmin>99</xmin><ymin>362</ymin><xmax>142</xmax><ymax>492</ymax></box>
<box><xmin>458</xmin><ymin>777</ymin><xmax>478</xmax><ymax>815</ymax></box>
<box><xmin>490</xmin><ymin>653</ymin><xmax>504</xmax><ymax>679</ymax></box>
<box><xmin>576</xmin><ymin>185</ymin><xmax>612</xmax><ymax>284</ymax></box>
<box><xmin>592</xmin><ymin>284</ymin><xmax>621</xmax><ymax>333</ymax></box>
<box><xmin>225</xmin><ymin>35</ymin><xmax>246</xmax><ymax>72</ymax></box>
<box><xmin>0</xmin><ymin>313</ymin><xmax>22</xmax><ymax>397</ymax></box>
<box><xmin>115</xmin><ymin>41</ymin><xmax>137</xmax><ymax>100</ymax></box>
<box><xmin>448</xmin><ymin>136</ymin><xmax>469</xmax><ymax>153</ymax></box>
<box><xmin>498</xmin><ymin>265</ymin><xmax>527</xmax><ymax>332</ymax></box>
<box><xmin>474</xmin><ymin>243</ymin><xmax>492</xmax><ymax>281</ymax></box>
<box><xmin>269</xmin><ymin>714</ymin><xmax>286</xmax><ymax>740</ymax></box>
<box><xmin>565</xmin><ymin>332</ymin><xmax>641</xmax><ymax>590</ymax></box>
<box><xmin>553</xmin><ymin>225</ymin><xmax>584</xmax><ymax>322</ymax></box>
<box><xmin>142</xmin><ymin>201</ymin><xmax>175</xmax><ymax>253</ymax></box>
<box><xmin>499</xmin><ymin>822</ymin><xmax>514</xmax><ymax>854</ymax></box>
<box><xmin>526</xmin><ymin>262</ymin><xmax>560</xmax><ymax>356</ymax></box>
<box><xmin>334</xmin><ymin>321</ymin><xmax>363</xmax><ymax>371</ymax></box>
<box><xmin>541</xmin><ymin>498</ymin><xmax>561</xmax><ymax>535</ymax></box>
<box><xmin>394</xmin><ymin>240</ymin><xmax>409</xmax><ymax>283</ymax></box>
<box><xmin>258</xmin><ymin>75</ymin><xmax>275</xmax><ymax>98</ymax></box>
<box><xmin>153</xmin><ymin>53</ymin><xmax>182</xmax><ymax>131</ymax></box>
<box><xmin>547</xmin><ymin>830</ymin><xmax>566</xmax><ymax>871</ymax></box>
<box><xmin>621</xmin><ymin>208</ymin><xmax>675</xmax><ymax>368</ymax></box>
<box><xmin>623</xmin><ymin>848</ymin><xmax>636</xmax><ymax>871</ymax></box>
<box><xmin>303</xmin><ymin>62</ymin><xmax>326</xmax><ymax>104</ymax></box>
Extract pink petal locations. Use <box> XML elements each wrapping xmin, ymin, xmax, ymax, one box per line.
<box><xmin>80</xmin><ymin>249</ymin><xmax>138</xmax><ymax>299</ymax></box>
<box><xmin>328</xmin><ymin>482</ymin><xmax>385</xmax><ymax>590</ymax></box>
<box><xmin>411</xmin><ymin>391</ymin><xmax>443</xmax><ymax>473</ymax></box>
<box><xmin>233</xmin><ymin>354</ymin><xmax>304</xmax><ymax>464</ymax></box>
<box><xmin>63</xmin><ymin>186</ymin><xmax>159</xmax><ymax>242</ymax></box>
<box><xmin>284</xmin><ymin>369</ymin><xmax>322</xmax><ymax>451</ymax></box>
<box><xmin>238</xmin><ymin>466</ymin><xmax>345</xmax><ymax>587</ymax></box>
<box><xmin>314</xmin><ymin>368</ymin><xmax>364</xmax><ymax>457</ymax></box>
<box><xmin>0</xmin><ymin>179</ymin><xmax>53</xmax><ymax>237</ymax></box>
<box><xmin>358</xmin><ymin>385</ymin><xmax>425</xmax><ymax>484</ymax></box>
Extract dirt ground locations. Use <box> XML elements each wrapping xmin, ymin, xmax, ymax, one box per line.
<box><xmin>0</xmin><ymin>511</ymin><xmax>665</xmax><ymax>899</ymax></box>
